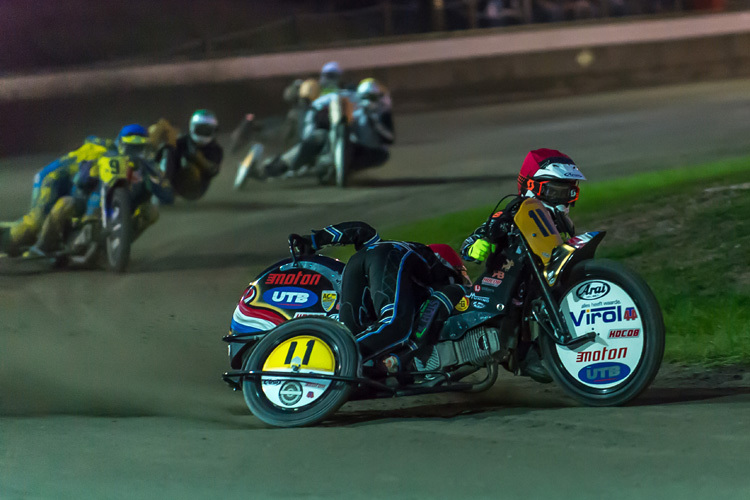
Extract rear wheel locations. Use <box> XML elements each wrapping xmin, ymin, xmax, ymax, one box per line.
<box><xmin>540</xmin><ymin>259</ymin><xmax>665</xmax><ymax>406</ymax></box>
<box><xmin>242</xmin><ymin>318</ymin><xmax>358</xmax><ymax>427</ymax></box>
<box><xmin>105</xmin><ymin>187</ymin><xmax>132</xmax><ymax>272</ymax></box>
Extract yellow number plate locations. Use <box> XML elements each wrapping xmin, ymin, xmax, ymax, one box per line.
<box><xmin>263</xmin><ymin>336</ymin><xmax>335</xmax><ymax>373</ymax></box>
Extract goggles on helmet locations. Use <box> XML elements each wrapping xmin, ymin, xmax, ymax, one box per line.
<box><xmin>117</xmin><ymin>134</ymin><xmax>149</xmax><ymax>158</ymax></box>
<box><xmin>192</xmin><ymin>123</ymin><xmax>217</xmax><ymax>139</ymax></box>
<box><xmin>525</xmin><ymin>179</ymin><xmax>580</xmax><ymax>205</ymax></box>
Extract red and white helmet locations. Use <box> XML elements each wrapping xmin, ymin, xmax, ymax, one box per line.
<box><xmin>517</xmin><ymin>148</ymin><xmax>586</xmax><ymax>208</ymax></box>
<box><xmin>429</xmin><ymin>244</ymin><xmax>471</xmax><ymax>285</ymax></box>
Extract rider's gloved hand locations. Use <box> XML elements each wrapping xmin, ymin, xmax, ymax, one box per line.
<box><xmin>466</xmin><ymin>239</ymin><xmax>496</xmax><ymax>262</ymax></box>
<box><xmin>294</xmin><ymin>235</ymin><xmax>316</xmax><ymax>256</ymax></box>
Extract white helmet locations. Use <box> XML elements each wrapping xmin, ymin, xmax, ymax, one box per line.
<box><xmin>189</xmin><ymin>109</ymin><xmax>218</xmax><ymax>146</ymax></box>
<box><xmin>356</xmin><ymin>78</ymin><xmax>383</xmax><ymax>102</ymax></box>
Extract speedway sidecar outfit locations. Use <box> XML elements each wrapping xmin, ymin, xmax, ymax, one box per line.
<box><xmin>258</xmin><ymin>90</ymin><xmax>351</xmax><ymax>179</ymax></box>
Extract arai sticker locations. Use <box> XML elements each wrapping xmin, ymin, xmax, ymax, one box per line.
<box><xmin>556</xmin><ymin>280</ymin><xmax>644</xmax><ymax>389</ymax></box>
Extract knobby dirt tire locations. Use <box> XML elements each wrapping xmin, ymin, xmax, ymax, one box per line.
<box><xmin>540</xmin><ymin>259</ymin><xmax>665</xmax><ymax>407</ymax></box>
<box><xmin>105</xmin><ymin>187</ymin><xmax>133</xmax><ymax>273</ymax></box>
<box><xmin>242</xmin><ymin>317</ymin><xmax>358</xmax><ymax>427</ymax></box>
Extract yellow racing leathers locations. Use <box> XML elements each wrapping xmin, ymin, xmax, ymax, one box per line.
<box><xmin>2</xmin><ymin>137</ymin><xmax>113</xmax><ymax>256</ymax></box>
<box><xmin>34</xmin><ymin>150</ymin><xmax>174</xmax><ymax>254</ymax></box>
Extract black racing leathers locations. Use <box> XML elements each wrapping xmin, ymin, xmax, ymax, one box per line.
<box><xmin>158</xmin><ymin>135</ymin><xmax>223</xmax><ymax>200</ymax></box>
<box><xmin>311</xmin><ymin>221</ymin><xmax>461</xmax><ymax>359</ymax></box>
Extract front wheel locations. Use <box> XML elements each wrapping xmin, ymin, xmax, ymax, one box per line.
<box><xmin>234</xmin><ymin>143</ymin><xmax>264</xmax><ymax>190</ymax></box>
<box><xmin>105</xmin><ymin>187</ymin><xmax>133</xmax><ymax>272</ymax></box>
<box><xmin>242</xmin><ymin>317</ymin><xmax>359</xmax><ymax>427</ymax></box>
<box><xmin>540</xmin><ymin>259</ymin><xmax>665</xmax><ymax>406</ymax></box>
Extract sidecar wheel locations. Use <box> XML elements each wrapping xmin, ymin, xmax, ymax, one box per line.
<box><xmin>105</xmin><ymin>187</ymin><xmax>132</xmax><ymax>273</ymax></box>
<box><xmin>242</xmin><ymin>318</ymin><xmax>358</xmax><ymax>427</ymax></box>
<box><xmin>540</xmin><ymin>259</ymin><xmax>665</xmax><ymax>407</ymax></box>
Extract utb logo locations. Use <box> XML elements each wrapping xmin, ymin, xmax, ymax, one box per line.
<box><xmin>262</xmin><ymin>286</ymin><xmax>318</xmax><ymax>309</ymax></box>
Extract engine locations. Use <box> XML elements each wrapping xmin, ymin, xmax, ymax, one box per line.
<box><xmin>436</xmin><ymin>326</ymin><xmax>503</xmax><ymax>368</ymax></box>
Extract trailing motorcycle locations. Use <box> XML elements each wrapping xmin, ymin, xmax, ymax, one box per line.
<box><xmin>1</xmin><ymin>157</ymin><xmax>163</xmax><ymax>272</ymax></box>
<box><xmin>222</xmin><ymin>198</ymin><xmax>665</xmax><ymax>427</ymax></box>
<box><xmin>233</xmin><ymin>93</ymin><xmax>355</xmax><ymax>189</ymax></box>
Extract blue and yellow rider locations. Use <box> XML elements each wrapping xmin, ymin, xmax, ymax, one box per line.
<box><xmin>1</xmin><ymin>135</ymin><xmax>114</xmax><ymax>256</ymax></box>
<box><xmin>32</xmin><ymin>124</ymin><xmax>174</xmax><ymax>255</ymax></box>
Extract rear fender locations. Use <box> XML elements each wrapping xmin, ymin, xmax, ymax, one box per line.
<box><xmin>226</xmin><ymin>254</ymin><xmax>345</xmax><ymax>368</ymax></box>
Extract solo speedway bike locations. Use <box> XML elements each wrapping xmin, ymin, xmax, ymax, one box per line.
<box><xmin>233</xmin><ymin>93</ymin><xmax>356</xmax><ymax>189</ymax></box>
<box><xmin>1</xmin><ymin>157</ymin><xmax>161</xmax><ymax>272</ymax></box>
<box><xmin>222</xmin><ymin>198</ymin><xmax>665</xmax><ymax>427</ymax></box>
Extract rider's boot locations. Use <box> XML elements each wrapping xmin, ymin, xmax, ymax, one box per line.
<box><xmin>0</xmin><ymin>220</ymin><xmax>38</xmax><ymax>257</ymax></box>
<box><xmin>381</xmin><ymin>352</ymin><xmax>417</xmax><ymax>387</ymax></box>
<box><xmin>519</xmin><ymin>342</ymin><xmax>552</xmax><ymax>383</ymax></box>
<box><xmin>0</xmin><ymin>226</ymin><xmax>15</xmax><ymax>256</ymax></box>
<box><xmin>260</xmin><ymin>156</ymin><xmax>290</xmax><ymax>179</ymax></box>
<box><xmin>132</xmin><ymin>203</ymin><xmax>159</xmax><ymax>242</ymax></box>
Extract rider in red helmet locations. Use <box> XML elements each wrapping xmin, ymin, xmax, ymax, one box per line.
<box><xmin>517</xmin><ymin>148</ymin><xmax>584</xmax><ymax>235</ymax></box>
<box><xmin>462</xmin><ymin>148</ymin><xmax>585</xmax><ymax>263</ymax></box>
<box><xmin>296</xmin><ymin>221</ymin><xmax>467</xmax><ymax>377</ymax></box>
<box><xmin>460</xmin><ymin>148</ymin><xmax>586</xmax><ymax>382</ymax></box>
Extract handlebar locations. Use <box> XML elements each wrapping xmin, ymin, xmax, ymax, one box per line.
<box><xmin>288</xmin><ymin>233</ymin><xmax>314</xmax><ymax>264</ymax></box>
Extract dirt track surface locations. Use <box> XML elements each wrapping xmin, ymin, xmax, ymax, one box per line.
<box><xmin>2</xmin><ymin>80</ymin><xmax>750</xmax><ymax>499</ymax></box>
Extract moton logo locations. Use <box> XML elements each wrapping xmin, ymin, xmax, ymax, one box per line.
<box><xmin>575</xmin><ymin>281</ymin><xmax>611</xmax><ymax>300</ymax></box>
<box><xmin>578</xmin><ymin>362</ymin><xmax>630</xmax><ymax>384</ymax></box>
<box><xmin>263</xmin><ymin>287</ymin><xmax>318</xmax><ymax>309</ymax></box>
<box><xmin>265</xmin><ymin>271</ymin><xmax>321</xmax><ymax>286</ymax></box>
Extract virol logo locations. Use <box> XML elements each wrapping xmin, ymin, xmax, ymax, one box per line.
<box><xmin>575</xmin><ymin>281</ymin><xmax>610</xmax><ymax>300</ymax></box>
<box><xmin>263</xmin><ymin>287</ymin><xmax>318</xmax><ymax>309</ymax></box>
<box><xmin>570</xmin><ymin>306</ymin><xmax>638</xmax><ymax>327</ymax></box>
<box><xmin>578</xmin><ymin>362</ymin><xmax>631</xmax><ymax>384</ymax></box>
<box><xmin>264</xmin><ymin>271</ymin><xmax>321</xmax><ymax>286</ymax></box>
